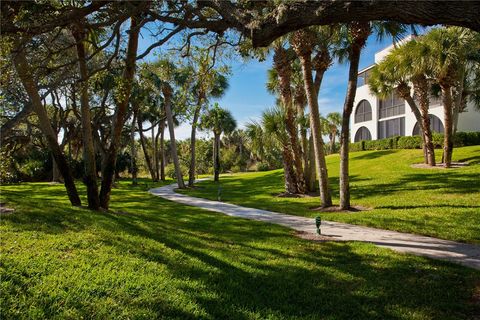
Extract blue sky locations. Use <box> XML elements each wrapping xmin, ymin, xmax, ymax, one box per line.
<box><xmin>138</xmin><ymin>31</ymin><xmax>394</xmax><ymax>139</ymax></box>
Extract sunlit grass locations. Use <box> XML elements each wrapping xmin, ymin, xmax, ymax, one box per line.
<box><xmin>180</xmin><ymin>146</ymin><xmax>480</xmax><ymax>243</ymax></box>
<box><xmin>1</xmin><ymin>178</ymin><xmax>479</xmax><ymax>318</ymax></box>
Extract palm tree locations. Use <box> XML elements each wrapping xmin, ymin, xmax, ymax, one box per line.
<box><xmin>326</xmin><ymin>112</ymin><xmax>342</xmax><ymax>154</ymax></box>
<box><xmin>368</xmin><ymin>40</ymin><xmax>436</xmax><ymax>166</ymax></box>
<box><xmin>200</xmin><ymin>104</ymin><xmax>236</xmax><ymax>182</ymax></box>
<box><xmin>271</xmin><ymin>44</ymin><xmax>306</xmax><ymax>193</ymax></box>
<box><xmin>189</xmin><ymin>73</ymin><xmax>229</xmax><ymax>186</ymax></box>
<box><xmin>290</xmin><ymin>27</ymin><xmax>333</xmax><ymax>207</ymax></box>
<box><xmin>143</xmin><ymin>59</ymin><xmax>187</xmax><ymax>188</ymax></box>
<box><xmin>334</xmin><ymin>21</ymin><xmax>410</xmax><ymax>209</ymax></box>
<box><xmin>421</xmin><ymin>27</ymin><xmax>479</xmax><ymax>167</ymax></box>
<box><xmin>261</xmin><ymin>106</ymin><xmax>299</xmax><ymax>194</ymax></box>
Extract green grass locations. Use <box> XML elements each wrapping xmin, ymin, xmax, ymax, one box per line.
<box><xmin>1</xmin><ymin>179</ymin><xmax>479</xmax><ymax>319</ymax></box>
<box><xmin>179</xmin><ymin>146</ymin><xmax>480</xmax><ymax>243</ymax></box>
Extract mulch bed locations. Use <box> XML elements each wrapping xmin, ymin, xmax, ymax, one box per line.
<box><xmin>411</xmin><ymin>162</ymin><xmax>469</xmax><ymax>169</ymax></box>
<box><xmin>310</xmin><ymin>205</ymin><xmax>371</xmax><ymax>213</ymax></box>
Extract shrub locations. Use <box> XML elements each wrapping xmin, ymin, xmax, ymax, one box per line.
<box><xmin>229</xmin><ymin>165</ymin><xmax>241</xmax><ymax>173</ymax></box>
<box><xmin>350</xmin><ymin>131</ymin><xmax>479</xmax><ymax>153</ymax></box>
<box><xmin>256</xmin><ymin>162</ymin><xmax>270</xmax><ymax>172</ymax></box>
<box><xmin>165</xmin><ymin>163</ymin><xmax>188</xmax><ymax>179</ymax></box>
<box><xmin>397</xmin><ymin>136</ymin><xmax>423</xmax><ymax>149</ymax></box>
<box><xmin>350</xmin><ymin>141</ymin><xmax>364</xmax><ymax>152</ymax></box>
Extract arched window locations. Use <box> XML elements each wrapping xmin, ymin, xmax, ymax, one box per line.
<box><xmin>354</xmin><ymin>126</ymin><xmax>372</xmax><ymax>142</ymax></box>
<box><xmin>412</xmin><ymin>114</ymin><xmax>444</xmax><ymax>135</ymax></box>
<box><xmin>355</xmin><ymin>100</ymin><xmax>372</xmax><ymax>123</ymax></box>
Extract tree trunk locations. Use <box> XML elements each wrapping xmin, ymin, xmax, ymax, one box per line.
<box><xmin>151</xmin><ymin>124</ymin><xmax>158</xmax><ymax>181</ymax></box>
<box><xmin>412</xmin><ymin>78</ymin><xmax>436</xmax><ymax>166</ymax></box>
<box><xmin>307</xmin><ymin>134</ymin><xmax>316</xmax><ymax>193</ymax></box>
<box><xmin>13</xmin><ymin>42</ymin><xmax>81</xmax><ymax>206</ymax></box>
<box><xmin>159</xmin><ymin>119</ymin><xmax>166</xmax><ymax>181</ymax></box>
<box><xmin>296</xmin><ymin>100</ymin><xmax>310</xmax><ymax>190</ymax></box>
<box><xmin>213</xmin><ymin>133</ymin><xmax>221</xmax><ymax>182</ymax></box>
<box><xmin>188</xmin><ymin>103</ymin><xmax>202</xmax><ymax>186</ymax></box>
<box><xmin>273</xmin><ymin>47</ymin><xmax>305</xmax><ymax>193</ymax></box>
<box><xmin>130</xmin><ymin>112</ymin><xmax>138</xmax><ymax>185</ymax></box>
<box><xmin>72</xmin><ymin>25</ymin><xmax>101</xmax><ymax>210</ymax></box>
<box><xmin>99</xmin><ymin>15</ymin><xmax>140</xmax><ymax>209</ymax></box>
<box><xmin>400</xmin><ymin>82</ymin><xmax>434</xmax><ymax>166</ymax></box>
<box><xmin>298</xmin><ymin>56</ymin><xmax>331</xmax><ymax>207</ymax></box>
<box><xmin>441</xmin><ymin>84</ymin><xmax>454</xmax><ymax>167</ymax></box>
<box><xmin>163</xmin><ymin>85</ymin><xmax>185</xmax><ymax>188</ymax></box>
<box><xmin>329</xmin><ymin>131</ymin><xmax>336</xmax><ymax>154</ymax></box>
<box><xmin>154</xmin><ymin>122</ymin><xmax>161</xmax><ymax>181</ymax></box>
<box><xmin>137</xmin><ymin>114</ymin><xmax>156</xmax><ymax>180</ymax></box>
<box><xmin>52</xmin><ymin>156</ymin><xmax>62</xmax><ymax>183</ymax></box>
<box><xmin>339</xmin><ymin>25</ymin><xmax>370</xmax><ymax>210</ymax></box>
<box><xmin>452</xmin><ymin>65</ymin><xmax>465</xmax><ymax>135</ymax></box>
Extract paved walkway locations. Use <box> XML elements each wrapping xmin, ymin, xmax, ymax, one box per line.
<box><xmin>150</xmin><ymin>181</ymin><xmax>480</xmax><ymax>270</ymax></box>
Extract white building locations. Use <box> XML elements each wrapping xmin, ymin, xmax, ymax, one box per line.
<box><xmin>350</xmin><ymin>41</ymin><xmax>480</xmax><ymax>143</ymax></box>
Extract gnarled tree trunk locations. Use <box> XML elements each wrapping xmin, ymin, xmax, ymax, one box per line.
<box><xmin>99</xmin><ymin>15</ymin><xmax>141</xmax><ymax>209</ymax></box>
<box><xmin>13</xmin><ymin>43</ymin><xmax>81</xmax><ymax>206</ymax></box>
<box><xmin>72</xmin><ymin>24</ymin><xmax>101</xmax><ymax>210</ymax></box>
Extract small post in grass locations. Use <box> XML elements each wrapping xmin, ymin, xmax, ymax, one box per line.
<box><xmin>315</xmin><ymin>216</ymin><xmax>322</xmax><ymax>235</ymax></box>
<box><xmin>217</xmin><ymin>184</ymin><xmax>222</xmax><ymax>201</ymax></box>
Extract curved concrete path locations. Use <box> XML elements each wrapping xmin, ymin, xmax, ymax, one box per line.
<box><xmin>150</xmin><ymin>181</ymin><xmax>480</xmax><ymax>270</ymax></box>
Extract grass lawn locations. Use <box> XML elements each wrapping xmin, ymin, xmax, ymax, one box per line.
<box><xmin>0</xmin><ymin>179</ymin><xmax>479</xmax><ymax>319</ymax></box>
<box><xmin>179</xmin><ymin>146</ymin><xmax>480</xmax><ymax>244</ymax></box>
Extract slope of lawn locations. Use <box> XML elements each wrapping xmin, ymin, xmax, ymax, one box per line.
<box><xmin>179</xmin><ymin>146</ymin><xmax>480</xmax><ymax>243</ymax></box>
<box><xmin>1</xmin><ymin>180</ymin><xmax>479</xmax><ymax>319</ymax></box>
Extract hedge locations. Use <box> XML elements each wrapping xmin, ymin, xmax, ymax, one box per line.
<box><xmin>349</xmin><ymin>131</ymin><xmax>480</xmax><ymax>152</ymax></box>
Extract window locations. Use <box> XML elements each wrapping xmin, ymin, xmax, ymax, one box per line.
<box><xmin>378</xmin><ymin>117</ymin><xmax>405</xmax><ymax>139</ymax></box>
<box><xmin>354</xmin><ymin>127</ymin><xmax>372</xmax><ymax>142</ymax></box>
<box><xmin>379</xmin><ymin>92</ymin><xmax>405</xmax><ymax>119</ymax></box>
<box><xmin>355</xmin><ymin>100</ymin><xmax>372</xmax><ymax>123</ymax></box>
<box><xmin>357</xmin><ymin>69</ymin><xmax>371</xmax><ymax>87</ymax></box>
<box><xmin>412</xmin><ymin>114</ymin><xmax>444</xmax><ymax>135</ymax></box>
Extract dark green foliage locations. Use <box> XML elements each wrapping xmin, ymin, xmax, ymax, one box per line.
<box><xmin>256</xmin><ymin>162</ymin><xmax>270</xmax><ymax>171</ymax></box>
<box><xmin>397</xmin><ymin>136</ymin><xmax>423</xmax><ymax>149</ymax></box>
<box><xmin>351</xmin><ymin>132</ymin><xmax>480</xmax><ymax>152</ymax></box>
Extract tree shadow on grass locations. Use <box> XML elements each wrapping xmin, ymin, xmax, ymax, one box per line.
<box><xmin>352</xmin><ymin>150</ymin><xmax>397</xmax><ymax>160</ymax></box>
<box><xmin>1</xmin><ymin>182</ymin><xmax>479</xmax><ymax>319</ymax></box>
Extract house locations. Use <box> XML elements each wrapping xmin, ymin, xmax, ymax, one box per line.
<box><xmin>350</xmin><ymin>39</ymin><xmax>480</xmax><ymax>143</ymax></box>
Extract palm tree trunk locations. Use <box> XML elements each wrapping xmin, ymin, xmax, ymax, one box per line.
<box><xmin>137</xmin><ymin>114</ymin><xmax>156</xmax><ymax>180</ymax></box>
<box><xmin>213</xmin><ymin>133</ymin><xmax>221</xmax><ymax>182</ymax></box>
<box><xmin>274</xmin><ymin>47</ymin><xmax>305</xmax><ymax>193</ymax></box>
<box><xmin>298</xmin><ymin>56</ymin><xmax>332</xmax><ymax>207</ymax></box>
<box><xmin>339</xmin><ymin>51</ymin><xmax>361</xmax><ymax>210</ymax></box>
<box><xmin>99</xmin><ymin>15</ymin><xmax>140</xmax><ymax>209</ymax></box>
<box><xmin>307</xmin><ymin>134</ymin><xmax>316</xmax><ymax>192</ymax></box>
<box><xmin>130</xmin><ymin>112</ymin><xmax>138</xmax><ymax>185</ymax></box>
<box><xmin>282</xmin><ymin>144</ymin><xmax>298</xmax><ymax>194</ymax></box>
<box><xmin>13</xmin><ymin>42</ymin><xmax>81</xmax><ymax>206</ymax></box>
<box><xmin>159</xmin><ymin>119</ymin><xmax>166</xmax><ymax>181</ymax></box>
<box><xmin>151</xmin><ymin>125</ymin><xmax>158</xmax><ymax>181</ymax></box>
<box><xmin>441</xmin><ymin>84</ymin><xmax>454</xmax><ymax>167</ymax></box>
<box><xmin>154</xmin><ymin>123</ymin><xmax>161</xmax><ymax>181</ymax></box>
<box><xmin>399</xmin><ymin>82</ymin><xmax>435</xmax><ymax>166</ymax></box>
<box><xmin>73</xmin><ymin>26</ymin><xmax>101</xmax><ymax>209</ymax></box>
<box><xmin>163</xmin><ymin>85</ymin><xmax>185</xmax><ymax>188</ymax></box>
<box><xmin>189</xmin><ymin>104</ymin><xmax>202</xmax><ymax>186</ymax></box>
